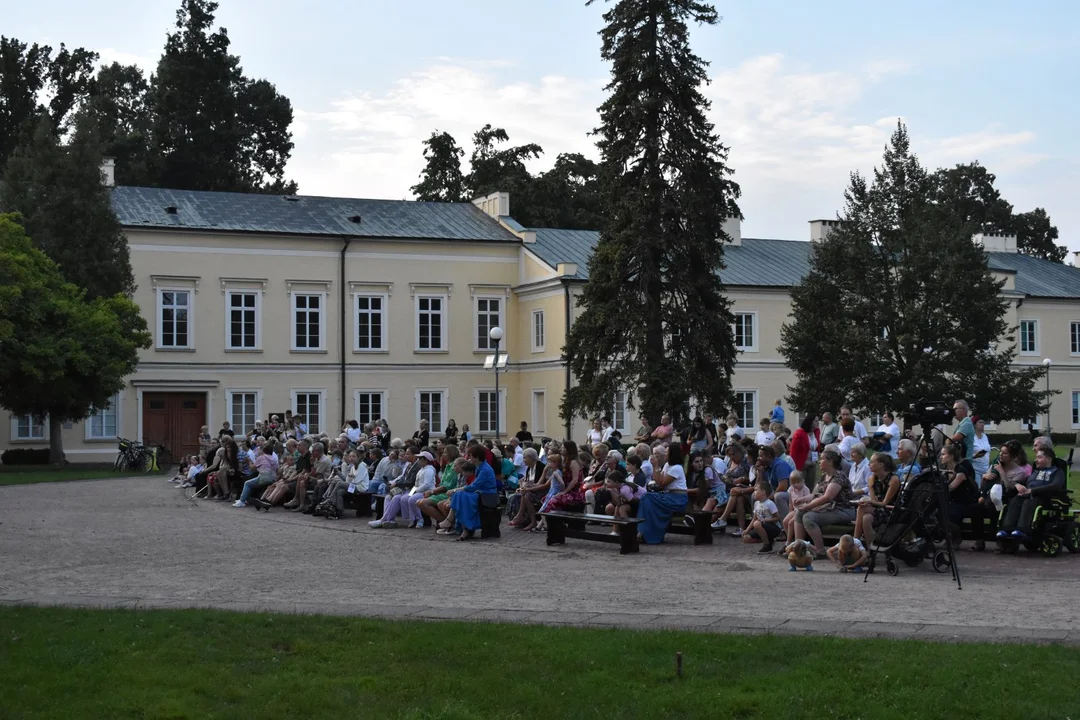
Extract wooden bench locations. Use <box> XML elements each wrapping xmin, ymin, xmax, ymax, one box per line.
<box><xmin>666</xmin><ymin>510</ymin><xmax>717</xmax><ymax>545</ymax></box>
<box><xmin>342</xmin><ymin>491</ymin><xmax>386</xmax><ymax>519</ymax></box>
<box><xmin>541</xmin><ymin>511</ymin><xmax>644</xmax><ymax>554</ymax></box>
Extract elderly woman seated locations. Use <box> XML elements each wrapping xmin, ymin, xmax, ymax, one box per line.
<box><xmin>260</xmin><ymin>453</ymin><xmax>299</xmax><ymax>506</ymax></box>
<box><xmin>636</xmin><ymin>444</ymin><xmax>688</xmax><ymax>545</ymax></box>
<box><xmin>369</xmin><ymin>450</ymin><xmax>437</xmax><ymax>529</ymax></box>
<box><xmin>793</xmin><ymin>449</ymin><xmax>855</xmax><ymax>558</ymax></box>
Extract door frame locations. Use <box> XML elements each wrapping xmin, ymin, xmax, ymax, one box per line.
<box><xmin>136</xmin><ymin>387</ymin><xmax>213</xmax><ymax>445</ymax></box>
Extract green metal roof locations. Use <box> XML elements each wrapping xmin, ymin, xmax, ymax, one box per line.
<box><xmin>111</xmin><ymin>186</ymin><xmax>519</xmax><ymax>242</ymax></box>
<box><xmin>530</xmin><ymin>228</ymin><xmax>1080</xmax><ymax>298</ymax></box>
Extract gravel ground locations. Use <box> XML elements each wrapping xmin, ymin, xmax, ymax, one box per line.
<box><xmin>1</xmin><ymin>476</ymin><xmax>1078</xmax><ymax>642</ymax></box>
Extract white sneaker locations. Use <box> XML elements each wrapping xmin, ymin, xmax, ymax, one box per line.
<box><xmin>711</xmin><ymin>518</ymin><xmax>727</xmax><ymax>529</ymax></box>
<box><xmin>232</xmin><ymin>500</ymin><xmax>246</xmax><ymax>508</ymax></box>
<box><xmin>368</xmin><ymin>520</ymin><xmax>383</xmax><ymax>528</ymax></box>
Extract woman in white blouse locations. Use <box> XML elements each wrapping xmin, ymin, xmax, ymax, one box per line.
<box><xmin>636</xmin><ymin>444</ymin><xmax>688</xmax><ymax>544</ymax></box>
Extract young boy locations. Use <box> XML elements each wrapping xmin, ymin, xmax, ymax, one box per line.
<box><xmin>744</xmin><ymin>481</ymin><xmax>781</xmax><ymax>553</ymax></box>
<box><xmin>785</xmin><ymin>538</ymin><xmax>814</xmax><ymax>571</ymax></box>
<box><xmin>755</xmin><ymin>418</ymin><xmax>776</xmax><ymax>447</ymax></box>
<box><xmin>828</xmin><ymin>534</ymin><xmax>868</xmax><ymax>573</ymax></box>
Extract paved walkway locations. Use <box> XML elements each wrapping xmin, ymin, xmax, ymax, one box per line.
<box><xmin>1</xmin><ymin>476</ymin><xmax>1078</xmax><ymax>645</ymax></box>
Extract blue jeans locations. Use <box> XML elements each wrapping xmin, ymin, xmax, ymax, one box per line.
<box><xmin>239</xmin><ymin>476</ymin><xmax>272</xmax><ymax>503</ymax></box>
<box><xmin>368</xmin><ymin>479</ymin><xmax>389</xmax><ymax>495</ymax></box>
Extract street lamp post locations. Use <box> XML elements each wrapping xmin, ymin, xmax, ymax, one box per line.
<box><xmin>490</xmin><ymin>326</ymin><xmax>504</xmax><ymax>441</ymax></box>
<box><xmin>1043</xmin><ymin>357</ymin><xmax>1052</xmax><ymax>433</ymax></box>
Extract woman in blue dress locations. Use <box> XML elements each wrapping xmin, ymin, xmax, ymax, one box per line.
<box><xmin>451</xmin><ymin>445</ymin><xmax>497</xmax><ymax>541</ymax></box>
<box><xmin>637</xmin><ymin>443</ymin><xmax>688</xmax><ymax>544</ymax></box>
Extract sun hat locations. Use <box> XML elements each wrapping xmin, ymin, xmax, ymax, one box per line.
<box><xmin>419</xmin><ymin>451</ymin><xmax>435</xmax><ymax>463</ymax></box>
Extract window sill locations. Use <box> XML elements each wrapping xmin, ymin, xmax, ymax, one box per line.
<box><xmin>9</xmin><ymin>438</ymin><xmax>47</xmax><ymax>444</ymax></box>
<box><xmin>290</xmin><ymin>349</ymin><xmax>329</xmax><ymax>354</ymax></box>
<box><xmin>414</xmin><ymin>350</ymin><xmax>450</xmax><ymax>354</ymax></box>
<box><xmin>83</xmin><ymin>437</ymin><xmax>118</xmax><ymax>444</ymax></box>
<box><xmin>155</xmin><ymin>347</ymin><xmax>196</xmax><ymax>353</ymax></box>
<box><xmin>225</xmin><ymin>348</ymin><xmax>263</xmax><ymax>354</ymax></box>
<box><xmin>531</xmin><ymin>348</ymin><xmax>546</xmax><ymax>354</ymax></box>
<box><xmin>736</xmin><ymin>348</ymin><xmax>759</xmax><ymax>353</ymax></box>
<box><xmin>353</xmin><ymin>349</ymin><xmax>389</xmax><ymax>355</ymax></box>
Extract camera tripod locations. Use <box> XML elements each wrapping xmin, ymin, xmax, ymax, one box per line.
<box><xmin>864</xmin><ymin>423</ymin><xmax>962</xmax><ymax>590</ymax></box>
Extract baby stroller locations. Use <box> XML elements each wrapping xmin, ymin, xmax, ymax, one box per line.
<box><xmin>867</xmin><ymin>469</ymin><xmax>957</xmax><ymax>580</ymax></box>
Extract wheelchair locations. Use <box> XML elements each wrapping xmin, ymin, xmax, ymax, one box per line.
<box><xmin>997</xmin><ymin>489</ymin><xmax>1078</xmax><ymax>557</ymax></box>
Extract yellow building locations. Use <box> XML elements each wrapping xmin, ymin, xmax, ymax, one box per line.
<box><xmin>3</xmin><ymin>184</ymin><xmax>1079</xmax><ymax>462</ymax></box>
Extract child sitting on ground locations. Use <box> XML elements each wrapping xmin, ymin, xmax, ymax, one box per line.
<box><xmin>827</xmin><ymin>534</ymin><xmax>868</xmax><ymax>573</ymax></box>
<box><xmin>180</xmin><ymin>455</ymin><xmax>204</xmax><ymax>488</ymax></box>
<box><xmin>743</xmin><ymin>481</ymin><xmax>781</xmax><ymax>553</ymax></box>
<box><xmin>785</xmin><ymin>538</ymin><xmax>814</xmax><ymax>571</ymax></box>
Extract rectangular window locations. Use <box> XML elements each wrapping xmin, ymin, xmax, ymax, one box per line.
<box><xmin>418</xmin><ymin>390</ymin><xmax>444</xmax><ymax>433</ymax></box>
<box><xmin>417</xmin><ymin>296</ymin><xmax>445</xmax><ymax>351</ymax></box>
<box><xmin>159</xmin><ymin>290</ymin><xmax>190</xmax><ymax>348</ymax></box>
<box><xmin>87</xmin><ymin>394</ymin><xmax>119</xmax><ymax>439</ymax></box>
<box><xmin>532</xmin><ymin>390</ymin><xmax>546</xmax><ymax>434</ymax></box>
<box><xmin>532</xmin><ymin>310</ymin><xmax>545</xmax><ymax>352</ymax></box>
<box><xmin>476</xmin><ymin>297</ymin><xmax>503</xmax><ymax>351</ymax></box>
<box><xmin>611</xmin><ymin>391</ymin><xmax>629</xmax><ymax>435</ymax></box>
<box><xmin>355</xmin><ymin>391</ymin><xmax>384</xmax><ymax>427</ymax></box>
<box><xmin>1071</xmin><ymin>322</ymin><xmax>1080</xmax><ymax>356</ymax></box>
<box><xmin>229</xmin><ymin>392</ymin><xmax>258</xmax><ymax>435</ymax></box>
<box><xmin>734</xmin><ymin>390</ymin><xmax>757</xmax><ymax>431</ymax></box>
<box><xmin>733</xmin><ymin>312</ymin><xmax>756</xmax><ymax>351</ymax></box>
<box><xmin>1019</xmin><ymin>319</ymin><xmax>1038</xmax><ymax>355</ymax></box>
<box><xmin>1072</xmin><ymin>391</ymin><xmax>1080</xmax><ymax>428</ymax></box>
<box><xmin>293</xmin><ymin>294</ymin><xmax>323</xmax><ymax>350</ymax></box>
<box><xmin>293</xmin><ymin>392</ymin><xmax>323</xmax><ymax>434</ymax></box>
<box><xmin>227</xmin><ymin>292</ymin><xmax>258</xmax><ymax>349</ymax></box>
<box><xmin>13</xmin><ymin>414</ymin><xmax>45</xmax><ymax>440</ymax></box>
<box><xmin>1022</xmin><ymin>415</ymin><xmax>1040</xmax><ymax>431</ymax></box>
<box><xmin>477</xmin><ymin>390</ymin><xmax>499</xmax><ymax>434</ymax></box>
<box><xmin>870</xmin><ymin>412</ymin><xmax>884</xmax><ymax>427</ymax></box>
<box><xmin>356</xmin><ymin>295</ymin><xmax>386</xmax><ymax>351</ymax></box>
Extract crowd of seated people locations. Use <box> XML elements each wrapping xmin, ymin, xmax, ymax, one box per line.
<box><xmin>171</xmin><ymin>400</ymin><xmax>1071</xmax><ymax>561</ymax></box>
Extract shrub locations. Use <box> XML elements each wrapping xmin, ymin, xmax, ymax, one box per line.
<box><xmin>1</xmin><ymin>448</ymin><xmax>51</xmax><ymax>465</ymax></box>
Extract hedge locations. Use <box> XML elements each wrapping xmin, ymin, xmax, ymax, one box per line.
<box><xmin>1</xmin><ymin>448</ymin><xmax>51</xmax><ymax>465</ymax></box>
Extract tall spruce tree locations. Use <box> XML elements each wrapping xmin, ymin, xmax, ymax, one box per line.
<box><xmin>561</xmin><ymin>0</ymin><xmax>741</xmax><ymax>426</ymax></box>
<box><xmin>411</xmin><ymin>130</ymin><xmax>466</xmax><ymax>202</ymax></box>
<box><xmin>1</xmin><ymin>114</ymin><xmax>135</xmax><ymax>299</ymax></box>
<box><xmin>150</xmin><ymin>0</ymin><xmax>296</xmax><ymax>193</ymax></box>
<box><xmin>779</xmin><ymin>122</ymin><xmax>1047</xmax><ymax>423</ymax></box>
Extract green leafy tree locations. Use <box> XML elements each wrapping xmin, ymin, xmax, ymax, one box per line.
<box><xmin>150</xmin><ymin>0</ymin><xmax>296</xmax><ymax>193</ymax></box>
<box><xmin>1</xmin><ymin>115</ymin><xmax>135</xmax><ymax>299</ymax></box>
<box><xmin>0</xmin><ymin>214</ymin><xmax>150</xmax><ymax>464</ymax></box>
<box><xmin>779</xmin><ymin>122</ymin><xmax>1047</xmax><ymax>423</ymax></box>
<box><xmin>411</xmin><ymin>130</ymin><xmax>466</xmax><ymax>202</ymax></box>
<box><xmin>561</xmin><ymin>0</ymin><xmax>742</xmax><ymax>426</ymax></box>
<box><xmin>1012</xmin><ymin>207</ymin><xmax>1064</xmax><ymax>263</ymax></box>
<box><xmin>528</xmin><ymin>153</ymin><xmax>604</xmax><ymax>231</ymax></box>
<box><xmin>465</xmin><ymin>124</ymin><xmax>543</xmax><ymax>222</ymax></box>
<box><xmin>86</xmin><ymin>62</ymin><xmax>157</xmax><ymax>187</ymax></box>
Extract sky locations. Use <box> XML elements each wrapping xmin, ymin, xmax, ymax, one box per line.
<box><xmin>7</xmin><ymin>0</ymin><xmax>1080</xmax><ymax>253</ymax></box>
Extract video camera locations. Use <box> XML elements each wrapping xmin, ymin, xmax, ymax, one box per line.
<box><xmin>902</xmin><ymin>400</ymin><xmax>955</xmax><ymax>429</ymax></box>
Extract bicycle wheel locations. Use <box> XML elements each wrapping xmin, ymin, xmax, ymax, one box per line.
<box><xmin>143</xmin><ymin>449</ymin><xmax>156</xmax><ymax>473</ymax></box>
<box><xmin>114</xmin><ymin>452</ymin><xmax>125</xmax><ymax>472</ymax></box>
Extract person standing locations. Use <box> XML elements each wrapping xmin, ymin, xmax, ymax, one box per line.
<box><xmin>819</xmin><ymin>412</ymin><xmax>839</xmax><ymax>446</ymax></box>
<box><xmin>951</xmin><ymin>399</ymin><xmax>975</xmax><ymax>461</ymax></box>
<box><xmin>769</xmin><ymin>399</ymin><xmax>785</xmax><ymax>426</ymax></box>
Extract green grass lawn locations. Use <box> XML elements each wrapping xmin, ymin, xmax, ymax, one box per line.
<box><xmin>0</xmin><ymin>467</ymin><xmax>151</xmax><ymax>486</ymax></box>
<box><xmin>1</xmin><ymin>607</ymin><xmax>1078</xmax><ymax>719</ymax></box>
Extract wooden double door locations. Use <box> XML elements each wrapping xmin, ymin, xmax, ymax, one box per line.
<box><xmin>142</xmin><ymin>392</ymin><xmax>206</xmax><ymax>460</ymax></box>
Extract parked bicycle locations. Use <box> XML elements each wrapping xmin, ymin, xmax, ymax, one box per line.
<box><xmin>114</xmin><ymin>438</ymin><xmax>153</xmax><ymax>472</ymax></box>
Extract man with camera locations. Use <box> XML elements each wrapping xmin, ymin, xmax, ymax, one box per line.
<box><xmin>951</xmin><ymin>399</ymin><xmax>975</xmax><ymax>461</ymax></box>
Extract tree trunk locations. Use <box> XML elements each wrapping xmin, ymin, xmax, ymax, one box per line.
<box><xmin>48</xmin><ymin>412</ymin><xmax>66</xmax><ymax>465</ymax></box>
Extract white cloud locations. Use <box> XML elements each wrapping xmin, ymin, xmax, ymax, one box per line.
<box><xmin>96</xmin><ymin>47</ymin><xmax>156</xmax><ymax>71</ymax></box>
<box><xmin>288</xmin><ymin>54</ymin><xmax>1053</xmax><ymax>243</ymax></box>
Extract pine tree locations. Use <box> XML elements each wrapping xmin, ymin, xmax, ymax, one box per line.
<box><xmin>411</xmin><ymin>130</ymin><xmax>466</xmax><ymax>202</ymax></box>
<box><xmin>779</xmin><ymin>122</ymin><xmax>1047</xmax><ymax>423</ymax></box>
<box><xmin>150</xmin><ymin>0</ymin><xmax>296</xmax><ymax>193</ymax></box>
<box><xmin>561</xmin><ymin>0</ymin><xmax>741</xmax><ymax>426</ymax></box>
<box><xmin>1</xmin><ymin>114</ymin><xmax>135</xmax><ymax>300</ymax></box>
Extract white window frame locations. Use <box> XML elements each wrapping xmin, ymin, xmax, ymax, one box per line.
<box><xmin>611</xmin><ymin>390</ymin><xmax>630</xmax><ymax>435</ymax></box>
<box><xmin>474</xmin><ymin>387</ymin><xmax>506</xmax><ymax>436</ymax></box>
<box><xmin>733</xmin><ymin>312</ymin><xmax>758</xmax><ymax>353</ymax></box>
<box><xmin>734</xmin><ymin>389</ymin><xmax>758</xmax><ymax>431</ymax></box>
<box><xmin>415</xmin><ymin>388</ymin><xmax>448</xmax><ymax>436</ymax></box>
<box><xmin>869</xmin><ymin>412</ymin><xmax>884</xmax><ymax>427</ymax></box>
<box><xmin>531</xmin><ymin>389</ymin><xmax>547</xmax><ymax>435</ymax></box>
<box><xmin>290</xmin><ymin>388</ymin><xmax>326</xmax><ymax>435</ymax></box>
<box><xmin>10</xmin><ymin>414</ymin><xmax>47</xmax><ymax>442</ymax></box>
<box><xmin>415</xmin><ymin>294</ymin><xmax>448</xmax><ymax>352</ymax></box>
<box><xmin>531</xmin><ymin>309</ymin><xmax>546</xmax><ymax>353</ymax></box>
<box><xmin>226</xmin><ymin>388</ymin><xmax>262</xmax><ymax>436</ymax></box>
<box><xmin>156</xmin><ymin>287</ymin><xmax>194</xmax><ymax>350</ymax></box>
<box><xmin>1072</xmin><ymin>390</ymin><xmax>1080</xmax><ymax>429</ymax></box>
<box><xmin>85</xmin><ymin>392</ymin><xmax>122</xmax><ymax>441</ymax></box>
<box><xmin>474</xmin><ymin>295</ymin><xmax>505</xmax><ymax>352</ymax></box>
<box><xmin>1071</xmin><ymin>322</ymin><xmax>1080</xmax><ymax>357</ymax></box>
<box><xmin>1018</xmin><ymin>318</ymin><xmax>1038</xmax><ymax>356</ymax></box>
<box><xmin>354</xmin><ymin>293</ymin><xmax>388</xmax><ymax>352</ymax></box>
<box><xmin>290</xmin><ymin>291</ymin><xmax>327</xmax><ymax>352</ymax></box>
<box><xmin>353</xmin><ymin>389</ymin><xmax>387</xmax><ymax>428</ymax></box>
<box><xmin>1022</xmin><ymin>415</ymin><xmax>1041</xmax><ymax>431</ymax></box>
<box><xmin>225</xmin><ymin>290</ymin><xmax>261</xmax><ymax>351</ymax></box>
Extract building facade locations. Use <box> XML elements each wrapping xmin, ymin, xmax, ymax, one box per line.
<box><xmin>3</xmin><ymin>184</ymin><xmax>1079</xmax><ymax>462</ymax></box>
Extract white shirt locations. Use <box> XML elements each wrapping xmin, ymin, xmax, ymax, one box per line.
<box><xmin>512</xmin><ymin>447</ymin><xmax>525</xmax><ymax>474</ymax></box>
<box><xmin>876</xmin><ymin>422</ymin><xmax>901</xmax><ymax>459</ymax></box>
<box><xmin>410</xmin><ymin>465</ymin><xmax>437</xmax><ymax>495</ymax></box>
<box><xmin>972</xmin><ymin>433</ymin><xmax>992</xmax><ymax>478</ymax></box>
<box><xmin>851</xmin><ymin>421</ymin><xmax>868</xmax><ymax>440</ymax></box>
<box><xmin>601</xmin><ymin>425</ymin><xmax>614</xmax><ymax>443</ymax></box>
<box><xmin>586</xmin><ymin>429</ymin><xmax>603</xmax><ymax>446</ymax></box>
<box><xmin>348</xmin><ymin>461</ymin><xmax>371</xmax><ymax>491</ymax></box>
<box><xmin>839</xmin><ymin>435</ymin><xmax>859</xmax><ymax>462</ymax></box>
<box><xmin>754</xmin><ymin>499</ymin><xmax>779</xmax><ymax>522</ymax></box>
<box><xmin>726</xmin><ymin>425</ymin><xmax>744</xmax><ymax>443</ymax></box>
<box><xmin>755</xmin><ymin>430</ymin><xmax>775</xmax><ymax>447</ymax></box>
<box><xmin>346</xmin><ymin>426</ymin><xmax>361</xmax><ymax>443</ymax></box>
<box><xmin>641</xmin><ymin>459</ymin><xmax>654</xmax><ymax>482</ymax></box>
<box><xmin>711</xmin><ymin>456</ymin><xmax>728</xmax><ymax>476</ymax></box>
<box><xmin>848</xmin><ymin>457</ymin><xmax>871</xmax><ymax>496</ymax></box>
<box><xmin>662</xmin><ymin>462</ymin><xmax>687</xmax><ymax>491</ymax></box>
